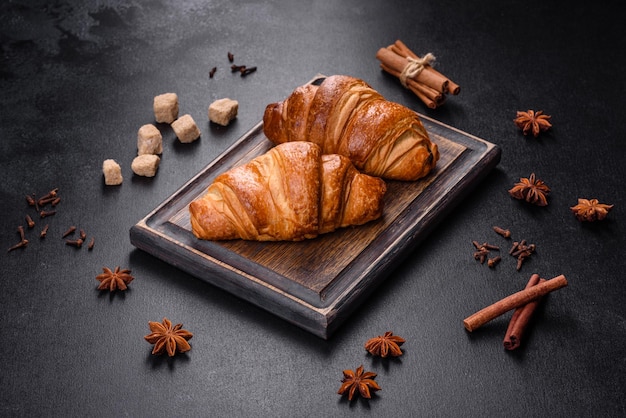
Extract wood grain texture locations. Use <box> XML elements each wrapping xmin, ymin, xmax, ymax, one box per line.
<box><xmin>130</xmin><ymin>77</ymin><xmax>501</xmax><ymax>338</ymax></box>
<box><xmin>169</xmin><ymin>130</ymin><xmax>462</xmax><ymax>300</ymax></box>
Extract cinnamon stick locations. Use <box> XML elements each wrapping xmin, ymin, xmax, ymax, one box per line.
<box><xmin>409</xmin><ymin>79</ymin><xmax>445</xmax><ymax>106</ymax></box>
<box><xmin>463</xmin><ymin>274</ymin><xmax>568</xmax><ymax>332</ymax></box>
<box><xmin>503</xmin><ymin>274</ymin><xmax>546</xmax><ymax>350</ymax></box>
<box><xmin>376</xmin><ymin>40</ymin><xmax>460</xmax><ymax>108</ymax></box>
<box><xmin>379</xmin><ymin>62</ymin><xmax>442</xmax><ymax>108</ymax></box>
<box><xmin>392</xmin><ymin>40</ymin><xmax>461</xmax><ymax>95</ymax></box>
<box><xmin>388</xmin><ymin>41</ymin><xmax>449</xmax><ymax>93</ymax></box>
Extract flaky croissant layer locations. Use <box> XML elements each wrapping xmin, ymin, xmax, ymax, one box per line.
<box><xmin>189</xmin><ymin>142</ymin><xmax>386</xmax><ymax>241</ymax></box>
<box><xmin>263</xmin><ymin>75</ymin><xmax>439</xmax><ymax>181</ymax></box>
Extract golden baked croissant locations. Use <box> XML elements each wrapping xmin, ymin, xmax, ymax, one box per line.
<box><xmin>263</xmin><ymin>75</ymin><xmax>439</xmax><ymax>181</ymax></box>
<box><xmin>189</xmin><ymin>141</ymin><xmax>386</xmax><ymax>241</ymax></box>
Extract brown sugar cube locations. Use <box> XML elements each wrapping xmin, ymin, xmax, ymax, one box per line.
<box><xmin>131</xmin><ymin>155</ymin><xmax>161</xmax><ymax>177</ymax></box>
<box><xmin>208</xmin><ymin>98</ymin><xmax>238</xmax><ymax>126</ymax></box>
<box><xmin>153</xmin><ymin>93</ymin><xmax>179</xmax><ymax>124</ymax></box>
<box><xmin>171</xmin><ymin>114</ymin><xmax>201</xmax><ymax>143</ymax></box>
<box><xmin>137</xmin><ymin>124</ymin><xmax>163</xmax><ymax>155</ymax></box>
<box><xmin>102</xmin><ymin>159</ymin><xmax>123</xmax><ymax>185</ymax></box>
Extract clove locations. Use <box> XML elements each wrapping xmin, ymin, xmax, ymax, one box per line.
<box><xmin>509</xmin><ymin>240</ymin><xmax>536</xmax><ymax>271</ymax></box>
<box><xmin>40</xmin><ymin>210</ymin><xmax>56</xmax><ymax>218</ymax></box>
<box><xmin>18</xmin><ymin>225</ymin><xmax>25</xmax><ymax>241</ymax></box>
<box><xmin>488</xmin><ymin>256</ymin><xmax>502</xmax><ymax>268</ymax></box>
<box><xmin>8</xmin><ymin>239</ymin><xmax>28</xmax><ymax>252</ymax></box>
<box><xmin>509</xmin><ymin>240</ymin><xmax>523</xmax><ymax>255</ymax></box>
<box><xmin>240</xmin><ymin>66</ymin><xmax>257</xmax><ymax>77</ymax></box>
<box><xmin>36</xmin><ymin>188</ymin><xmax>59</xmax><ymax>206</ymax></box>
<box><xmin>38</xmin><ymin>196</ymin><xmax>56</xmax><ymax>206</ymax></box>
<box><xmin>9</xmin><ymin>226</ymin><xmax>28</xmax><ymax>251</ymax></box>
<box><xmin>472</xmin><ymin>240</ymin><xmax>500</xmax><ymax>264</ymax></box>
<box><xmin>43</xmin><ymin>188</ymin><xmax>58</xmax><ymax>198</ymax></box>
<box><xmin>493</xmin><ymin>226</ymin><xmax>511</xmax><ymax>238</ymax></box>
<box><xmin>474</xmin><ymin>249</ymin><xmax>490</xmax><ymax>264</ymax></box>
<box><xmin>26</xmin><ymin>214</ymin><xmax>35</xmax><ymax>228</ymax></box>
<box><xmin>65</xmin><ymin>238</ymin><xmax>83</xmax><ymax>248</ymax></box>
<box><xmin>62</xmin><ymin>226</ymin><xmax>77</xmax><ymax>238</ymax></box>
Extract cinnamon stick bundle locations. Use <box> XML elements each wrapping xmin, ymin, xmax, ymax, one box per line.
<box><xmin>376</xmin><ymin>40</ymin><xmax>460</xmax><ymax>109</ymax></box>
<box><xmin>463</xmin><ymin>274</ymin><xmax>568</xmax><ymax>332</ymax></box>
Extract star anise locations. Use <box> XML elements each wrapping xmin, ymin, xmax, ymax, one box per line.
<box><xmin>96</xmin><ymin>266</ymin><xmax>134</xmax><ymax>291</ymax></box>
<box><xmin>364</xmin><ymin>331</ymin><xmax>405</xmax><ymax>357</ymax></box>
<box><xmin>337</xmin><ymin>365</ymin><xmax>381</xmax><ymax>401</ymax></box>
<box><xmin>570</xmin><ymin>198</ymin><xmax>614</xmax><ymax>222</ymax></box>
<box><xmin>508</xmin><ymin>173</ymin><xmax>550</xmax><ymax>206</ymax></box>
<box><xmin>514</xmin><ymin>110</ymin><xmax>552</xmax><ymax>137</ymax></box>
<box><xmin>144</xmin><ymin>317</ymin><xmax>193</xmax><ymax>357</ymax></box>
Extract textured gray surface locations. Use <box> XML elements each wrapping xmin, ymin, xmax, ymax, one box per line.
<box><xmin>1</xmin><ymin>1</ymin><xmax>625</xmax><ymax>416</ymax></box>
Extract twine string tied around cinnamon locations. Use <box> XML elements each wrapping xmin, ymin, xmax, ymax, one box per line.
<box><xmin>400</xmin><ymin>53</ymin><xmax>436</xmax><ymax>88</ymax></box>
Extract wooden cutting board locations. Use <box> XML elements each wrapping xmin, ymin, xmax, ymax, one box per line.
<box><xmin>130</xmin><ymin>76</ymin><xmax>501</xmax><ymax>339</ymax></box>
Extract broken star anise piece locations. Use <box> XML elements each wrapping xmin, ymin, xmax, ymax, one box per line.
<box><xmin>514</xmin><ymin>110</ymin><xmax>552</xmax><ymax>137</ymax></box>
<box><xmin>364</xmin><ymin>331</ymin><xmax>405</xmax><ymax>357</ymax></box>
<box><xmin>96</xmin><ymin>266</ymin><xmax>134</xmax><ymax>291</ymax></box>
<box><xmin>509</xmin><ymin>173</ymin><xmax>551</xmax><ymax>206</ymax></box>
<box><xmin>570</xmin><ymin>198</ymin><xmax>614</xmax><ymax>222</ymax></box>
<box><xmin>337</xmin><ymin>365</ymin><xmax>381</xmax><ymax>401</ymax></box>
<box><xmin>144</xmin><ymin>317</ymin><xmax>193</xmax><ymax>357</ymax></box>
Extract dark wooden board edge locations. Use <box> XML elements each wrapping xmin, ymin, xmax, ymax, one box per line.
<box><xmin>129</xmin><ymin>114</ymin><xmax>501</xmax><ymax>339</ymax></box>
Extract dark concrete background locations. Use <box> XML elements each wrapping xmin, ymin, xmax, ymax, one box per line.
<box><xmin>1</xmin><ymin>1</ymin><xmax>624</xmax><ymax>416</ymax></box>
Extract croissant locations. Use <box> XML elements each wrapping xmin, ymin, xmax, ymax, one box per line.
<box><xmin>189</xmin><ymin>141</ymin><xmax>386</xmax><ymax>241</ymax></box>
<box><xmin>263</xmin><ymin>75</ymin><xmax>439</xmax><ymax>181</ymax></box>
